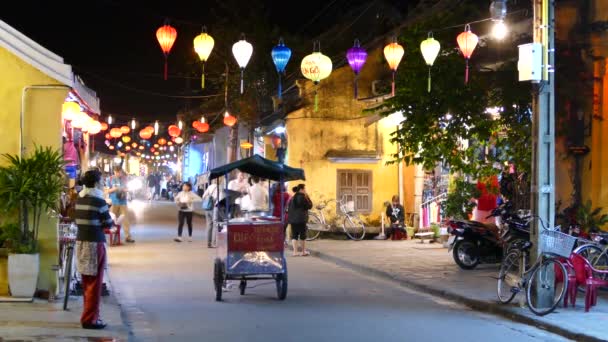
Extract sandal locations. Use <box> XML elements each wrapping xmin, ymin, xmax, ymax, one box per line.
<box><xmin>301</xmin><ymin>250</ymin><xmax>310</xmax><ymax>256</ymax></box>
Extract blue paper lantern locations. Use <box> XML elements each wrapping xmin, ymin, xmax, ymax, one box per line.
<box><xmin>271</xmin><ymin>37</ymin><xmax>292</xmax><ymax>99</ymax></box>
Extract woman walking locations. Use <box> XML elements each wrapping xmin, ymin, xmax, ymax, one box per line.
<box><xmin>288</xmin><ymin>184</ymin><xmax>313</xmax><ymax>256</ymax></box>
<box><xmin>173</xmin><ymin>182</ymin><xmax>202</xmax><ymax>242</ymax></box>
<box><xmin>74</xmin><ymin>170</ymin><xmax>114</xmax><ymax>330</ymax></box>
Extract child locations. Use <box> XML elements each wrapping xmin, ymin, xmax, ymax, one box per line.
<box><xmin>173</xmin><ymin>182</ymin><xmax>202</xmax><ymax>242</ymax></box>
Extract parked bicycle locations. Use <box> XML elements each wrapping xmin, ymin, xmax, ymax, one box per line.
<box><xmin>306</xmin><ymin>195</ymin><xmax>366</xmax><ymax>241</ymax></box>
<box><xmin>496</xmin><ymin>217</ymin><xmax>573</xmax><ymax>316</ymax></box>
<box><xmin>572</xmin><ymin>232</ymin><xmax>608</xmax><ymax>288</ymax></box>
<box><xmin>58</xmin><ymin>221</ymin><xmax>77</xmax><ymax>310</ymax></box>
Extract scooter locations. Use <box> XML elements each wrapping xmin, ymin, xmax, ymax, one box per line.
<box><xmin>447</xmin><ymin>203</ymin><xmax>522</xmax><ymax>270</ymax></box>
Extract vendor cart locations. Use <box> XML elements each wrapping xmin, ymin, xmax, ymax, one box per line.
<box><xmin>209</xmin><ymin>155</ymin><xmax>305</xmax><ymax>301</ymax></box>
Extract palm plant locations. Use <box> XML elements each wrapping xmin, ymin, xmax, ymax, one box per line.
<box><xmin>575</xmin><ymin>200</ymin><xmax>608</xmax><ymax>234</ymax></box>
<box><xmin>0</xmin><ymin>146</ymin><xmax>65</xmax><ymax>253</ymax></box>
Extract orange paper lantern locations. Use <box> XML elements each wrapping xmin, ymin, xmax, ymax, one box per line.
<box><xmin>168</xmin><ymin>125</ymin><xmax>181</xmax><ymax>137</ymax></box>
<box><xmin>456</xmin><ymin>24</ymin><xmax>479</xmax><ymax>84</ymax></box>
<box><xmin>120</xmin><ymin>126</ymin><xmax>131</xmax><ymax>134</ymax></box>
<box><xmin>139</xmin><ymin>129</ymin><xmax>152</xmax><ymax>140</ymax></box>
<box><xmin>158</xmin><ymin>138</ymin><xmax>167</xmax><ymax>145</ymax></box>
<box><xmin>126</xmin><ymin>146</ymin><xmax>131</xmax><ymax>151</ymax></box>
<box><xmin>100</xmin><ymin>122</ymin><xmax>108</xmax><ymax>131</ymax></box>
<box><xmin>105</xmin><ymin>133</ymin><xmax>111</xmax><ymax>140</ymax></box>
<box><xmin>223</xmin><ymin>112</ymin><xmax>237</xmax><ymax>127</ymax></box>
<box><xmin>383</xmin><ymin>37</ymin><xmax>404</xmax><ymax>96</ymax></box>
<box><xmin>156</xmin><ymin>23</ymin><xmax>178</xmax><ymax>80</ymax></box>
<box><xmin>109</xmin><ymin>145</ymin><xmax>115</xmax><ymax>150</ymax></box>
<box><xmin>154</xmin><ymin>144</ymin><xmax>159</xmax><ymax>148</ymax></box>
<box><xmin>196</xmin><ymin>122</ymin><xmax>209</xmax><ymax>133</ymax></box>
<box><xmin>110</xmin><ymin>128</ymin><xmax>122</xmax><ymax>138</ymax></box>
<box><xmin>139</xmin><ymin>145</ymin><xmax>145</xmax><ymax>150</ymax></box>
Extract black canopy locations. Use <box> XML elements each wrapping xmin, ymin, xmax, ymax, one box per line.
<box><xmin>209</xmin><ymin>154</ymin><xmax>305</xmax><ymax>182</ymax></box>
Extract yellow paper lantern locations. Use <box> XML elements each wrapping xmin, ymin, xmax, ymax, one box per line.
<box><xmin>62</xmin><ymin>102</ymin><xmax>80</xmax><ymax>122</ymax></box>
<box><xmin>71</xmin><ymin>111</ymin><xmax>88</xmax><ymax>129</ymax></box>
<box><xmin>193</xmin><ymin>27</ymin><xmax>214</xmax><ymax>89</ymax></box>
<box><xmin>383</xmin><ymin>37</ymin><xmax>404</xmax><ymax>97</ymax></box>
<box><xmin>88</xmin><ymin>120</ymin><xmax>102</xmax><ymax>135</ymax></box>
<box><xmin>122</xmin><ymin>136</ymin><xmax>131</xmax><ymax>143</ymax></box>
<box><xmin>300</xmin><ymin>41</ymin><xmax>332</xmax><ymax>112</ymax></box>
<box><xmin>420</xmin><ymin>32</ymin><xmax>441</xmax><ymax>93</ymax></box>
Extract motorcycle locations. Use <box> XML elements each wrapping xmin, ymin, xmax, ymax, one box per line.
<box><xmin>447</xmin><ymin>202</ymin><xmax>528</xmax><ymax>270</ymax></box>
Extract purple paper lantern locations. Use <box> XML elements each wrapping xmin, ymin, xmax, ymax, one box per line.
<box><xmin>346</xmin><ymin>39</ymin><xmax>367</xmax><ymax>99</ymax></box>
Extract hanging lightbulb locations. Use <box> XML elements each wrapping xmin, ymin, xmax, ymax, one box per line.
<box><xmin>200</xmin><ymin>116</ymin><xmax>206</xmax><ymax>123</ymax></box>
<box><xmin>108</xmin><ymin>114</ymin><xmax>113</xmax><ymax>125</ymax></box>
<box><xmin>491</xmin><ymin>20</ymin><xmax>508</xmax><ymax>40</ymax></box>
<box><xmin>178</xmin><ymin>120</ymin><xmax>183</xmax><ymax>130</ymax></box>
<box><xmin>131</xmin><ymin>118</ymin><xmax>137</xmax><ymax>130</ymax></box>
<box><xmin>154</xmin><ymin>121</ymin><xmax>159</xmax><ymax>135</ymax></box>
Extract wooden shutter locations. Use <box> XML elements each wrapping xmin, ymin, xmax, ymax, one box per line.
<box><xmin>337</xmin><ymin>170</ymin><xmax>372</xmax><ymax>214</ymax></box>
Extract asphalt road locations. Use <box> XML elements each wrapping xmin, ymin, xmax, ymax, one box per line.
<box><xmin>107</xmin><ymin>200</ymin><xmax>570</xmax><ymax>342</ymax></box>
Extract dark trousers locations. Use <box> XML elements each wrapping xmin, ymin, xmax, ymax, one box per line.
<box><xmin>386</xmin><ymin>223</ymin><xmax>406</xmax><ymax>238</ymax></box>
<box><xmin>178</xmin><ymin>211</ymin><xmax>193</xmax><ymax>237</ymax></box>
<box><xmin>81</xmin><ymin>244</ymin><xmax>106</xmax><ymax>325</ymax></box>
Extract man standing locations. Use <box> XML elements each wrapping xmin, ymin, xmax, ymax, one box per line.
<box><xmin>147</xmin><ymin>172</ymin><xmax>156</xmax><ymax>201</ymax></box>
<box><xmin>107</xmin><ymin>166</ymin><xmax>134</xmax><ymax>243</ymax></box>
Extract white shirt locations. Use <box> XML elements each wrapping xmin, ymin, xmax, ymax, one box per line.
<box><xmin>248</xmin><ymin>183</ymin><xmax>269</xmax><ymax>211</ymax></box>
<box><xmin>174</xmin><ymin>191</ymin><xmax>202</xmax><ymax>212</ymax></box>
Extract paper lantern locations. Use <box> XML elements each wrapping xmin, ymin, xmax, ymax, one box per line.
<box><xmin>232</xmin><ymin>34</ymin><xmax>253</xmax><ymax>94</ymax></box>
<box><xmin>125</xmin><ymin>146</ymin><xmax>131</xmax><ymax>151</ymax></box>
<box><xmin>62</xmin><ymin>102</ymin><xmax>80</xmax><ymax>121</ymax></box>
<box><xmin>136</xmin><ymin>152</ymin><xmax>141</xmax><ymax>156</ymax></box>
<box><xmin>70</xmin><ymin>112</ymin><xmax>87</xmax><ymax>129</ymax></box>
<box><xmin>109</xmin><ymin>145</ymin><xmax>115</xmax><ymax>150</ymax></box>
<box><xmin>193</xmin><ymin>27</ymin><xmax>214</xmax><ymax>89</ymax></box>
<box><xmin>156</xmin><ymin>23</ymin><xmax>177</xmax><ymax>80</ymax></box>
<box><xmin>174</xmin><ymin>137</ymin><xmax>184</xmax><ymax>144</ymax></box>
<box><xmin>271</xmin><ymin>136</ymin><xmax>281</xmax><ymax>148</ymax></box>
<box><xmin>110</xmin><ymin>128</ymin><xmax>122</xmax><ymax>138</ymax></box>
<box><xmin>456</xmin><ymin>24</ymin><xmax>479</xmax><ymax>84</ymax></box>
<box><xmin>120</xmin><ymin>126</ymin><xmax>130</xmax><ymax>134</ymax></box>
<box><xmin>420</xmin><ymin>32</ymin><xmax>441</xmax><ymax>92</ymax></box>
<box><xmin>240</xmin><ymin>141</ymin><xmax>253</xmax><ymax>149</ymax></box>
<box><xmin>167</xmin><ymin>141</ymin><xmax>173</xmax><ymax>146</ymax></box>
<box><xmin>158</xmin><ymin>138</ymin><xmax>167</xmax><ymax>145</ymax></box>
<box><xmin>383</xmin><ymin>37</ymin><xmax>404</xmax><ymax>96</ymax></box>
<box><xmin>154</xmin><ymin>144</ymin><xmax>159</xmax><ymax>148</ymax></box>
<box><xmin>144</xmin><ymin>126</ymin><xmax>155</xmax><ymax>133</ymax></box>
<box><xmin>100</xmin><ymin>122</ymin><xmax>108</xmax><ymax>131</ymax></box>
<box><xmin>154</xmin><ymin>152</ymin><xmax>160</xmax><ymax>156</ymax></box>
<box><xmin>301</xmin><ymin>42</ymin><xmax>333</xmax><ymax>112</ymax></box>
<box><xmin>132</xmin><ymin>142</ymin><xmax>138</xmax><ymax>148</ymax></box>
<box><xmin>271</xmin><ymin>38</ymin><xmax>292</xmax><ymax>99</ymax></box>
<box><xmin>168</xmin><ymin>124</ymin><xmax>181</xmax><ymax>137</ymax></box>
<box><xmin>139</xmin><ymin>145</ymin><xmax>145</xmax><ymax>150</ymax></box>
<box><xmin>89</xmin><ymin>120</ymin><xmax>102</xmax><ymax>135</ymax></box>
<box><xmin>223</xmin><ymin>112</ymin><xmax>237</xmax><ymax>127</ymax></box>
<box><xmin>346</xmin><ymin>39</ymin><xmax>367</xmax><ymax>99</ymax></box>
<box><xmin>197</xmin><ymin>122</ymin><xmax>210</xmax><ymax>133</ymax></box>
<box><xmin>122</xmin><ymin>136</ymin><xmax>131</xmax><ymax>143</ymax></box>
<box><xmin>150</xmin><ymin>147</ymin><xmax>156</xmax><ymax>153</ymax></box>
<box><xmin>105</xmin><ymin>133</ymin><xmax>111</xmax><ymax>140</ymax></box>
<box><xmin>139</xmin><ymin>129</ymin><xmax>152</xmax><ymax>140</ymax></box>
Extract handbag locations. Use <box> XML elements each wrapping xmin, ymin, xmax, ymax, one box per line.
<box><xmin>202</xmin><ymin>196</ymin><xmax>214</xmax><ymax>210</ymax></box>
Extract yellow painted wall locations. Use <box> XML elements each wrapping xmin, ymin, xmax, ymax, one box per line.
<box><xmin>0</xmin><ymin>45</ymin><xmax>69</xmax><ymax>295</ymax></box>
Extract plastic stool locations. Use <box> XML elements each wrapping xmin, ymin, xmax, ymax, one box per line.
<box><xmin>104</xmin><ymin>225</ymin><xmax>121</xmax><ymax>246</ymax></box>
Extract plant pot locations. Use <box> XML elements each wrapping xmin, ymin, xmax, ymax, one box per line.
<box><xmin>8</xmin><ymin>253</ymin><xmax>39</xmax><ymax>298</ymax></box>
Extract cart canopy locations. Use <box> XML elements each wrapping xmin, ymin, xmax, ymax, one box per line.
<box><xmin>209</xmin><ymin>154</ymin><xmax>305</xmax><ymax>182</ymax></box>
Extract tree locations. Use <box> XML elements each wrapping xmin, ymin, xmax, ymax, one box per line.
<box><xmin>373</xmin><ymin>8</ymin><xmax>532</xmax><ymax>214</ymax></box>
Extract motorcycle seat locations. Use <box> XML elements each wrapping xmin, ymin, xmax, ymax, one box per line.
<box><xmin>512</xmin><ymin>240</ymin><xmax>532</xmax><ymax>251</ymax></box>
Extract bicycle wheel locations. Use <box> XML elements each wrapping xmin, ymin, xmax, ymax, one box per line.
<box><xmin>497</xmin><ymin>250</ymin><xmax>521</xmax><ymax>304</ymax></box>
<box><xmin>343</xmin><ymin>216</ymin><xmax>365</xmax><ymax>240</ymax></box>
<box><xmin>306</xmin><ymin>213</ymin><xmax>322</xmax><ymax>241</ymax></box>
<box><xmin>526</xmin><ymin>257</ymin><xmax>568</xmax><ymax>316</ymax></box>
<box><xmin>63</xmin><ymin>246</ymin><xmax>74</xmax><ymax>311</ymax></box>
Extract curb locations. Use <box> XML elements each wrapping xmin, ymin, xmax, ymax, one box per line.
<box><xmin>302</xmin><ymin>246</ymin><xmax>606</xmax><ymax>342</ymax></box>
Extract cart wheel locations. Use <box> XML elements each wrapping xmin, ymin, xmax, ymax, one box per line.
<box><xmin>239</xmin><ymin>280</ymin><xmax>246</xmax><ymax>295</ymax></box>
<box><xmin>276</xmin><ymin>271</ymin><xmax>288</xmax><ymax>300</ymax></box>
<box><xmin>213</xmin><ymin>259</ymin><xmax>224</xmax><ymax>302</ymax></box>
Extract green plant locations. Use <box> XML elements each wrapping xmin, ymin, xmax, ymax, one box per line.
<box><xmin>0</xmin><ymin>145</ymin><xmax>65</xmax><ymax>253</ymax></box>
<box><xmin>0</xmin><ymin>222</ymin><xmax>33</xmax><ymax>254</ymax></box>
<box><xmin>575</xmin><ymin>200</ymin><xmax>608</xmax><ymax>234</ymax></box>
<box><xmin>430</xmin><ymin>223</ymin><xmax>441</xmax><ymax>239</ymax></box>
<box><xmin>441</xmin><ymin>177</ymin><xmax>480</xmax><ymax>220</ymax></box>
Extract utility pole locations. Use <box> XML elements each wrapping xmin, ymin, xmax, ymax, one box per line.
<box><xmin>529</xmin><ymin>0</ymin><xmax>555</xmax><ymax>302</ymax></box>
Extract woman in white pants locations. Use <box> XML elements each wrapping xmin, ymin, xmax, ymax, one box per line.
<box><xmin>202</xmin><ymin>179</ymin><xmax>224</xmax><ymax>248</ymax></box>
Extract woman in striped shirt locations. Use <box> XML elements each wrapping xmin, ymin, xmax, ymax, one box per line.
<box><xmin>74</xmin><ymin>170</ymin><xmax>114</xmax><ymax>330</ymax></box>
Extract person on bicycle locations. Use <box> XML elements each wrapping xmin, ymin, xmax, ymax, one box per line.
<box><xmin>386</xmin><ymin>195</ymin><xmax>406</xmax><ymax>239</ymax></box>
<box><xmin>288</xmin><ymin>184</ymin><xmax>313</xmax><ymax>256</ymax></box>
<box><xmin>74</xmin><ymin>169</ymin><xmax>114</xmax><ymax>330</ymax></box>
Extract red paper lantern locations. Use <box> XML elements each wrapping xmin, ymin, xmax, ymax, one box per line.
<box><xmin>120</xmin><ymin>126</ymin><xmax>131</xmax><ymax>134</ymax></box>
<box><xmin>101</xmin><ymin>122</ymin><xmax>109</xmax><ymax>131</ymax></box>
<box><xmin>110</xmin><ymin>128</ymin><xmax>122</xmax><ymax>138</ymax></box>
<box><xmin>192</xmin><ymin>121</ymin><xmax>201</xmax><ymax>129</ymax></box>
<box><xmin>223</xmin><ymin>113</ymin><xmax>237</xmax><ymax>127</ymax></box>
<box><xmin>156</xmin><ymin>23</ymin><xmax>177</xmax><ymax>80</ymax></box>
<box><xmin>151</xmin><ymin>147</ymin><xmax>156</xmax><ymax>153</ymax></box>
<box><xmin>196</xmin><ymin>122</ymin><xmax>210</xmax><ymax>133</ymax></box>
<box><xmin>168</xmin><ymin>125</ymin><xmax>181</xmax><ymax>137</ymax></box>
<box><xmin>456</xmin><ymin>24</ymin><xmax>479</xmax><ymax>84</ymax></box>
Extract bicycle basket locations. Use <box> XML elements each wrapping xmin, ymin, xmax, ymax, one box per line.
<box><xmin>340</xmin><ymin>200</ymin><xmax>355</xmax><ymax>214</ymax></box>
<box><xmin>540</xmin><ymin>229</ymin><xmax>577</xmax><ymax>258</ymax></box>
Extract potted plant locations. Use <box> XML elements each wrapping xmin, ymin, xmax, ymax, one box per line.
<box><xmin>575</xmin><ymin>200</ymin><xmax>608</xmax><ymax>236</ymax></box>
<box><xmin>0</xmin><ymin>146</ymin><xmax>65</xmax><ymax>298</ymax></box>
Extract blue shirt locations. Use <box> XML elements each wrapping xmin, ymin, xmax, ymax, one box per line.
<box><xmin>107</xmin><ymin>176</ymin><xmax>128</xmax><ymax>205</ymax></box>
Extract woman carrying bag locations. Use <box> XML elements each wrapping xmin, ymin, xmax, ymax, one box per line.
<box><xmin>173</xmin><ymin>182</ymin><xmax>202</xmax><ymax>242</ymax></box>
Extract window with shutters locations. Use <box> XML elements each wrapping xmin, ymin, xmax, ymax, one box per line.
<box><xmin>336</xmin><ymin>170</ymin><xmax>372</xmax><ymax>214</ymax></box>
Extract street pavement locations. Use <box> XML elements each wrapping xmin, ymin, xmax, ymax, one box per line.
<box><xmin>106</xmin><ymin>200</ymin><xmax>569</xmax><ymax>342</ymax></box>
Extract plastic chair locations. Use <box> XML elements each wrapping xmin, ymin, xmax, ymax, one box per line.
<box><xmin>570</xmin><ymin>253</ymin><xmax>608</xmax><ymax>312</ymax></box>
<box><xmin>561</xmin><ymin>257</ymin><xmax>580</xmax><ymax>308</ymax></box>
<box><xmin>104</xmin><ymin>225</ymin><xmax>121</xmax><ymax>246</ymax></box>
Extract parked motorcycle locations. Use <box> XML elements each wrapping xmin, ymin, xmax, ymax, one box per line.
<box><xmin>447</xmin><ymin>202</ymin><xmax>529</xmax><ymax>270</ymax></box>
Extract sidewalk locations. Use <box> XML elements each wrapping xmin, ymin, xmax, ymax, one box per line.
<box><xmin>0</xmin><ymin>282</ymin><xmax>129</xmax><ymax>341</ymax></box>
<box><xmin>301</xmin><ymin>239</ymin><xmax>608</xmax><ymax>342</ymax></box>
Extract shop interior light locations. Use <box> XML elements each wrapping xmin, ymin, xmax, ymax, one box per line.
<box><xmin>108</xmin><ymin>115</ymin><xmax>113</xmax><ymax>125</ymax></box>
<box><xmin>274</xmin><ymin>126</ymin><xmax>286</xmax><ymax>134</ymax></box>
<box><xmin>131</xmin><ymin>118</ymin><xmax>137</xmax><ymax>130</ymax></box>
<box><xmin>491</xmin><ymin>20</ymin><xmax>508</xmax><ymax>40</ymax></box>
<box><xmin>154</xmin><ymin>121</ymin><xmax>159</xmax><ymax>135</ymax></box>
<box><xmin>178</xmin><ymin>120</ymin><xmax>183</xmax><ymax>130</ymax></box>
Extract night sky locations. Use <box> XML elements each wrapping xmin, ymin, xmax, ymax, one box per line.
<box><xmin>1</xmin><ymin>0</ymin><xmax>415</xmax><ymax>125</ymax></box>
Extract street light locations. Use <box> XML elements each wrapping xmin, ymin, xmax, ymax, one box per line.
<box><xmin>492</xmin><ymin>21</ymin><xmax>508</xmax><ymax>40</ymax></box>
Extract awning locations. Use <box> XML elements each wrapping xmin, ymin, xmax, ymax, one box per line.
<box><xmin>209</xmin><ymin>154</ymin><xmax>305</xmax><ymax>182</ymax></box>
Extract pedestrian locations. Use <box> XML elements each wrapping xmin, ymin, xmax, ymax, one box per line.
<box><xmin>288</xmin><ymin>183</ymin><xmax>313</xmax><ymax>256</ymax></box>
<box><xmin>154</xmin><ymin>172</ymin><xmax>161</xmax><ymax>201</ymax></box>
<box><xmin>228</xmin><ymin>171</ymin><xmax>248</xmax><ymax>216</ymax></box>
<box><xmin>160</xmin><ymin>174</ymin><xmax>168</xmax><ymax>199</ymax></box>
<box><xmin>272</xmin><ymin>184</ymin><xmax>292</xmax><ymax>243</ymax></box>
<box><xmin>107</xmin><ymin>166</ymin><xmax>134</xmax><ymax>243</ymax></box>
<box><xmin>147</xmin><ymin>172</ymin><xmax>156</xmax><ymax>201</ymax></box>
<box><xmin>74</xmin><ymin>169</ymin><xmax>114</xmax><ymax>330</ymax></box>
<box><xmin>248</xmin><ymin>176</ymin><xmax>269</xmax><ymax>213</ymax></box>
<box><xmin>202</xmin><ymin>178</ymin><xmax>224</xmax><ymax>248</ymax></box>
<box><xmin>385</xmin><ymin>195</ymin><xmax>406</xmax><ymax>239</ymax></box>
<box><xmin>173</xmin><ymin>182</ymin><xmax>202</xmax><ymax>242</ymax></box>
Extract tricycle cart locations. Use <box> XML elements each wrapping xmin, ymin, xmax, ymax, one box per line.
<box><xmin>209</xmin><ymin>155</ymin><xmax>305</xmax><ymax>301</ymax></box>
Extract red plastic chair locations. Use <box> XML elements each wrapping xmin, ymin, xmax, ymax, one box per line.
<box><xmin>104</xmin><ymin>225</ymin><xmax>121</xmax><ymax>246</ymax></box>
<box><xmin>561</xmin><ymin>257</ymin><xmax>581</xmax><ymax>308</ymax></box>
<box><xmin>570</xmin><ymin>253</ymin><xmax>608</xmax><ymax>312</ymax></box>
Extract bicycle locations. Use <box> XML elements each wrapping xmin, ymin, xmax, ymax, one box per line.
<box><xmin>496</xmin><ymin>217</ymin><xmax>574</xmax><ymax>316</ymax></box>
<box><xmin>572</xmin><ymin>232</ymin><xmax>608</xmax><ymax>288</ymax></box>
<box><xmin>306</xmin><ymin>195</ymin><xmax>366</xmax><ymax>241</ymax></box>
<box><xmin>58</xmin><ymin>222</ymin><xmax>77</xmax><ymax>310</ymax></box>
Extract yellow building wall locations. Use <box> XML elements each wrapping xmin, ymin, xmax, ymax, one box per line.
<box><xmin>0</xmin><ymin>45</ymin><xmax>69</xmax><ymax>295</ymax></box>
